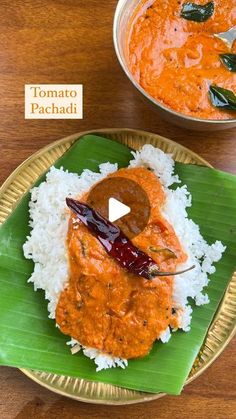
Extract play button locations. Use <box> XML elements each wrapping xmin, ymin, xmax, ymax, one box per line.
<box><xmin>108</xmin><ymin>197</ymin><xmax>131</xmax><ymax>222</ymax></box>
<box><xmin>86</xmin><ymin>175</ymin><xmax>151</xmax><ymax>239</ymax></box>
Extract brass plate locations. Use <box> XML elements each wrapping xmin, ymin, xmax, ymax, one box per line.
<box><xmin>0</xmin><ymin>128</ymin><xmax>235</xmax><ymax>405</ymax></box>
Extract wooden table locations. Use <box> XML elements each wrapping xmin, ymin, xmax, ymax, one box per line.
<box><xmin>0</xmin><ymin>1</ymin><xmax>235</xmax><ymax>418</ymax></box>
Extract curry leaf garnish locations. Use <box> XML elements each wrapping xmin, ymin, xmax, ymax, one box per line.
<box><xmin>149</xmin><ymin>247</ymin><xmax>177</xmax><ymax>260</ymax></box>
<box><xmin>219</xmin><ymin>54</ymin><xmax>236</xmax><ymax>72</ymax></box>
<box><xmin>209</xmin><ymin>85</ymin><xmax>236</xmax><ymax>110</ymax></box>
<box><xmin>180</xmin><ymin>2</ymin><xmax>214</xmax><ymax>22</ymax></box>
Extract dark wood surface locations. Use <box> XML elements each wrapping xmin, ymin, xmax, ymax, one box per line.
<box><xmin>0</xmin><ymin>1</ymin><xmax>235</xmax><ymax>418</ymax></box>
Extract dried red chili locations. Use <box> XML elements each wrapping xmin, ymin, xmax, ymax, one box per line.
<box><xmin>66</xmin><ymin>198</ymin><xmax>194</xmax><ymax>280</ymax></box>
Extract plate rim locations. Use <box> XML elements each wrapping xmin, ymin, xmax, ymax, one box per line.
<box><xmin>0</xmin><ymin>128</ymin><xmax>213</xmax><ymax>199</ymax></box>
<box><xmin>0</xmin><ymin>127</ymin><xmax>235</xmax><ymax>405</ymax></box>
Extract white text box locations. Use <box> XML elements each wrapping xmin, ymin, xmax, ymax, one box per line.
<box><xmin>25</xmin><ymin>84</ymin><xmax>83</xmax><ymax>119</ymax></box>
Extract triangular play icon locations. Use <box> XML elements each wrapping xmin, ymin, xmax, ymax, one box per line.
<box><xmin>108</xmin><ymin>197</ymin><xmax>131</xmax><ymax>222</ymax></box>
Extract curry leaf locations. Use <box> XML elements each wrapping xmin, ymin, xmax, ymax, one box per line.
<box><xmin>209</xmin><ymin>85</ymin><xmax>236</xmax><ymax>110</ymax></box>
<box><xmin>220</xmin><ymin>54</ymin><xmax>236</xmax><ymax>72</ymax></box>
<box><xmin>181</xmin><ymin>2</ymin><xmax>214</xmax><ymax>22</ymax></box>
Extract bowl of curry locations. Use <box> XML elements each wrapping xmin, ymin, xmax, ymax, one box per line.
<box><xmin>113</xmin><ymin>0</ymin><xmax>236</xmax><ymax>130</ymax></box>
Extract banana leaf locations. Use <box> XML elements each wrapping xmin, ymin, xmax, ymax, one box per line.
<box><xmin>0</xmin><ymin>135</ymin><xmax>235</xmax><ymax>395</ymax></box>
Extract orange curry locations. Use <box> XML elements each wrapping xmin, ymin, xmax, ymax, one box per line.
<box><xmin>127</xmin><ymin>0</ymin><xmax>236</xmax><ymax>120</ymax></box>
<box><xmin>56</xmin><ymin>168</ymin><xmax>186</xmax><ymax>359</ymax></box>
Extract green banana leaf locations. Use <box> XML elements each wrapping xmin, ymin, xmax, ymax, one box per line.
<box><xmin>0</xmin><ymin>135</ymin><xmax>235</xmax><ymax>395</ymax></box>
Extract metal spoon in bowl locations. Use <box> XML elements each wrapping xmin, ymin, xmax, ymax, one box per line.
<box><xmin>214</xmin><ymin>26</ymin><xmax>236</xmax><ymax>49</ymax></box>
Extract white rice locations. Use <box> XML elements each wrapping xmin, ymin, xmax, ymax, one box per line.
<box><xmin>23</xmin><ymin>145</ymin><xmax>225</xmax><ymax>371</ymax></box>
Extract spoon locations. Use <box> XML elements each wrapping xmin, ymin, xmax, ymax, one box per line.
<box><xmin>214</xmin><ymin>26</ymin><xmax>236</xmax><ymax>49</ymax></box>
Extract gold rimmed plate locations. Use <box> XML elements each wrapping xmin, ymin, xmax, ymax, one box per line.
<box><xmin>0</xmin><ymin>128</ymin><xmax>235</xmax><ymax>405</ymax></box>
